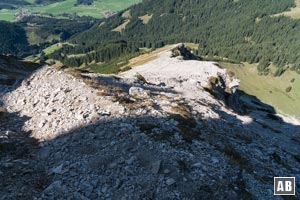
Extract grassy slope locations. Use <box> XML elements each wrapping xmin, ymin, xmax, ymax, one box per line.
<box><xmin>43</xmin><ymin>42</ymin><xmax>75</xmax><ymax>55</ymax></box>
<box><xmin>220</xmin><ymin>62</ymin><xmax>300</xmax><ymax>118</ymax></box>
<box><xmin>25</xmin><ymin>26</ymin><xmax>61</xmax><ymax>45</ymax></box>
<box><xmin>112</xmin><ymin>19</ymin><xmax>130</xmax><ymax>32</ymax></box>
<box><xmin>112</xmin><ymin>9</ymin><xmax>131</xmax><ymax>32</ymax></box>
<box><xmin>26</xmin><ymin>0</ymin><xmax>36</xmax><ymax>3</ymax></box>
<box><xmin>126</xmin><ymin>45</ymin><xmax>174</xmax><ymax>68</ymax></box>
<box><xmin>0</xmin><ymin>0</ymin><xmax>142</xmax><ymax>22</ymax></box>
<box><xmin>138</xmin><ymin>14</ymin><xmax>152</xmax><ymax>24</ymax></box>
<box><xmin>77</xmin><ymin>45</ymin><xmax>174</xmax><ymax>74</ymax></box>
<box><xmin>117</xmin><ymin>44</ymin><xmax>193</xmax><ymax>71</ymax></box>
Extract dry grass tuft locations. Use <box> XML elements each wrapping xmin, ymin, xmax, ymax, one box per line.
<box><xmin>171</xmin><ymin>103</ymin><xmax>193</xmax><ymax>119</ymax></box>
<box><xmin>82</xmin><ymin>77</ymin><xmax>99</xmax><ymax>88</ymax></box>
<box><xmin>64</xmin><ymin>68</ymin><xmax>84</xmax><ymax>79</ymax></box>
<box><xmin>0</xmin><ymin>107</ymin><xmax>7</xmax><ymax>118</ymax></box>
<box><xmin>126</xmin><ymin>45</ymin><xmax>175</xmax><ymax>68</ymax></box>
<box><xmin>58</xmin><ymin>66</ymin><xmax>132</xmax><ymax>105</ymax></box>
<box><xmin>170</xmin><ymin>103</ymin><xmax>199</xmax><ymax>142</ymax></box>
<box><xmin>170</xmin><ymin>114</ymin><xmax>199</xmax><ymax>143</ymax></box>
<box><xmin>228</xmin><ymin>71</ymin><xmax>235</xmax><ymax>78</ymax></box>
<box><xmin>122</xmin><ymin>98</ymin><xmax>153</xmax><ymax>111</ymax></box>
<box><xmin>138</xmin><ymin>122</ymin><xmax>174</xmax><ymax>141</ymax></box>
<box><xmin>221</xmin><ymin>145</ymin><xmax>248</xmax><ymax>167</ymax></box>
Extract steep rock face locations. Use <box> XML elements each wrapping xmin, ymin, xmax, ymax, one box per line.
<box><xmin>0</xmin><ymin>50</ymin><xmax>300</xmax><ymax>199</ymax></box>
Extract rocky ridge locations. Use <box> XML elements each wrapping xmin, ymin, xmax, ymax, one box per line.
<box><xmin>0</xmin><ymin>49</ymin><xmax>300</xmax><ymax>199</ymax></box>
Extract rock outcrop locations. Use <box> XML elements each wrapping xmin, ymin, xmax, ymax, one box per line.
<box><xmin>0</xmin><ymin>50</ymin><xmax>299</xmax><ymax>199</ymax></box>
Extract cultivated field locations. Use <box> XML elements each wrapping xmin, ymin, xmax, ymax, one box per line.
<box><xmin>0</xmin><ymin>0</ymin><xmax>142</xmax><ymax>21</ymax></box>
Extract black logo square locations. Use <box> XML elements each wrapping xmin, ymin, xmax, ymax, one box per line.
<box><xmin>274</xmin><ymin>177</ymin><xmax>295</xmax><ymax>195</ymax></box>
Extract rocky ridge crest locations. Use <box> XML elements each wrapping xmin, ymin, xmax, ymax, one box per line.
<box><xmin>0</xmin><ymin>49</ymin><xmax>299</xmax><ymax>199</ymax></box>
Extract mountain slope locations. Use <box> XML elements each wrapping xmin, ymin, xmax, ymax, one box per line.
<box><xmin>0</xmin><ymin>21</ymin><xmax>30</xmax><ymax>57</ymax></box>
<box><xmin>41</xmin><ymin>0</ymin><xmax>300</xmax><ymax>118</ymax></box>
<box><xmin>0</xmin><ymin>0</ymin><xmax>142</xmax><ymax>57</ymax></box>
<box><xmin>0</xmin><ymin>16</ymin><xmax>96</xmax><ymax>57</ymax></box>
<box><xmin>1</xmin><ymin>47</ymin><xmax>300</xmax><ymax>199</ymax></box>
<box><xmin>0</xmin><ymin>54</ymin><xmax>41</xmax><ymax>86</ymax></box>
<box><xmin>0</xmin><ymin>0</ymin><xmax>30</xmax><ymax>10</ymax></box>
<box><xmin>46</xmin><ymin>0</ymin><xmax>300</xmax><ymax>70</ymax></box>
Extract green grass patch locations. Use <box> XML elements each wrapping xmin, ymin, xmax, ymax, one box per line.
<box><xmin>122</xmin><ymin>10</ymin><xmax>131</xmax><ymax>19</ymax></box>
<box><xmin>138</xmin><ymin>14</ymin><xmax>152</xmax><ymax>24</ymax></box>
<box><xmin>183</xmin><ymin>43</ymin><xmax>199</xmax><ymax>50</ymax></box>
<box><xmin>112</xmin><ymin>19</ymin><xmax>130</xmax><ymax>32</ymax></box>
<box><xmin>43</xmin><ymin>42</ymin><xmax>74</xmax><ymax>55</ymax></box>
<box><xmin>25</xmin><ymin>26</ymin><xmax>61</xmax><ymax>45</ymax></box>
<box><xmin>0</xmin><ymin>10</ymin><xmax>16</xmax><ymax>21</ymax></box>
<box><xmin>26</xmin><ymin>0</ymin><xmax>35</xmax><ymax>3</ymax></box>
<box><xmin>0</xmin><ymin>0</ymin><xmax>142</xmax><ymax>22</ymax></box>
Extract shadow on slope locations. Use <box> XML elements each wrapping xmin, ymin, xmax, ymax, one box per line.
<box><xmin>0</xmin><ymin>55</ymin><xmax>41</xmax><ymax>88</ymax></box>
<box><xmin>0</xmin><ymin>64</ymin><xmax>300</xmax><ymax>199</ymax></box>
<box><xmin>0</xmin><ymin>55</ymin><xmax>49</xmax><ymax>199</ymax></box>
<box><xmin>30</xmin><ymin>101</ymin><xmax>300</xmax><ymax>199</ymax></box>
<box><xmin>2</xmin><ymin>99</ymin><xmax>300</xmax><ymax>199</ymax></box>
<box><xmin>0</xmin><ymin>111</ymin><xmax>52</xmax><ymax>199</ymax></box>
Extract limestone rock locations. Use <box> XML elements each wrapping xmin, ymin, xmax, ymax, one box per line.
<box><xmin>166</xmin><ymin>178</ymin><xmax>176</xmax><ymax>186</ymax></box>
<box><xmin>43</xmin><ymin>181</ymin><xmax>63</xmax><ymax>194</ymax></box>
<box><xmin>51</xmin><ymin>164</ymin><xmax>64</xmax><ymax>174</ymax></box>
<box><xmin>129</xmin><ymin>87</ymin><xmax>149</xmax><ymax>99</ymax></box>
<box><xmin>151</xmin><ymin>160</ymin><xmax>161</xmax><ymax>174</ymax></box>
<box><xmin>0</xmin><ymin>46</ymin><xmax>299</xmax><ymax>199</ymax></box>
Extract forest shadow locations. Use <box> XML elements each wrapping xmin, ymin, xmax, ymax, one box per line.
<box><xmin>0</xmin><ymin>55</ymin><xmax>41</xmax><ymax>94</ymax></box>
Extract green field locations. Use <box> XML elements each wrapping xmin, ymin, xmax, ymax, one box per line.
<box><xmin>43</xmin><ymin>42</ymin><xmax>75</xmax><ymax>55</ymax></box>
<box><xmin>220</xmin><ymin>62</ymin><xmax>300</xmax><ymax>119</ymax></box>
<box><xmin>0</xmin><ymin>0</ymin><xmax>142</xmax><ymax>21</ymax></box>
